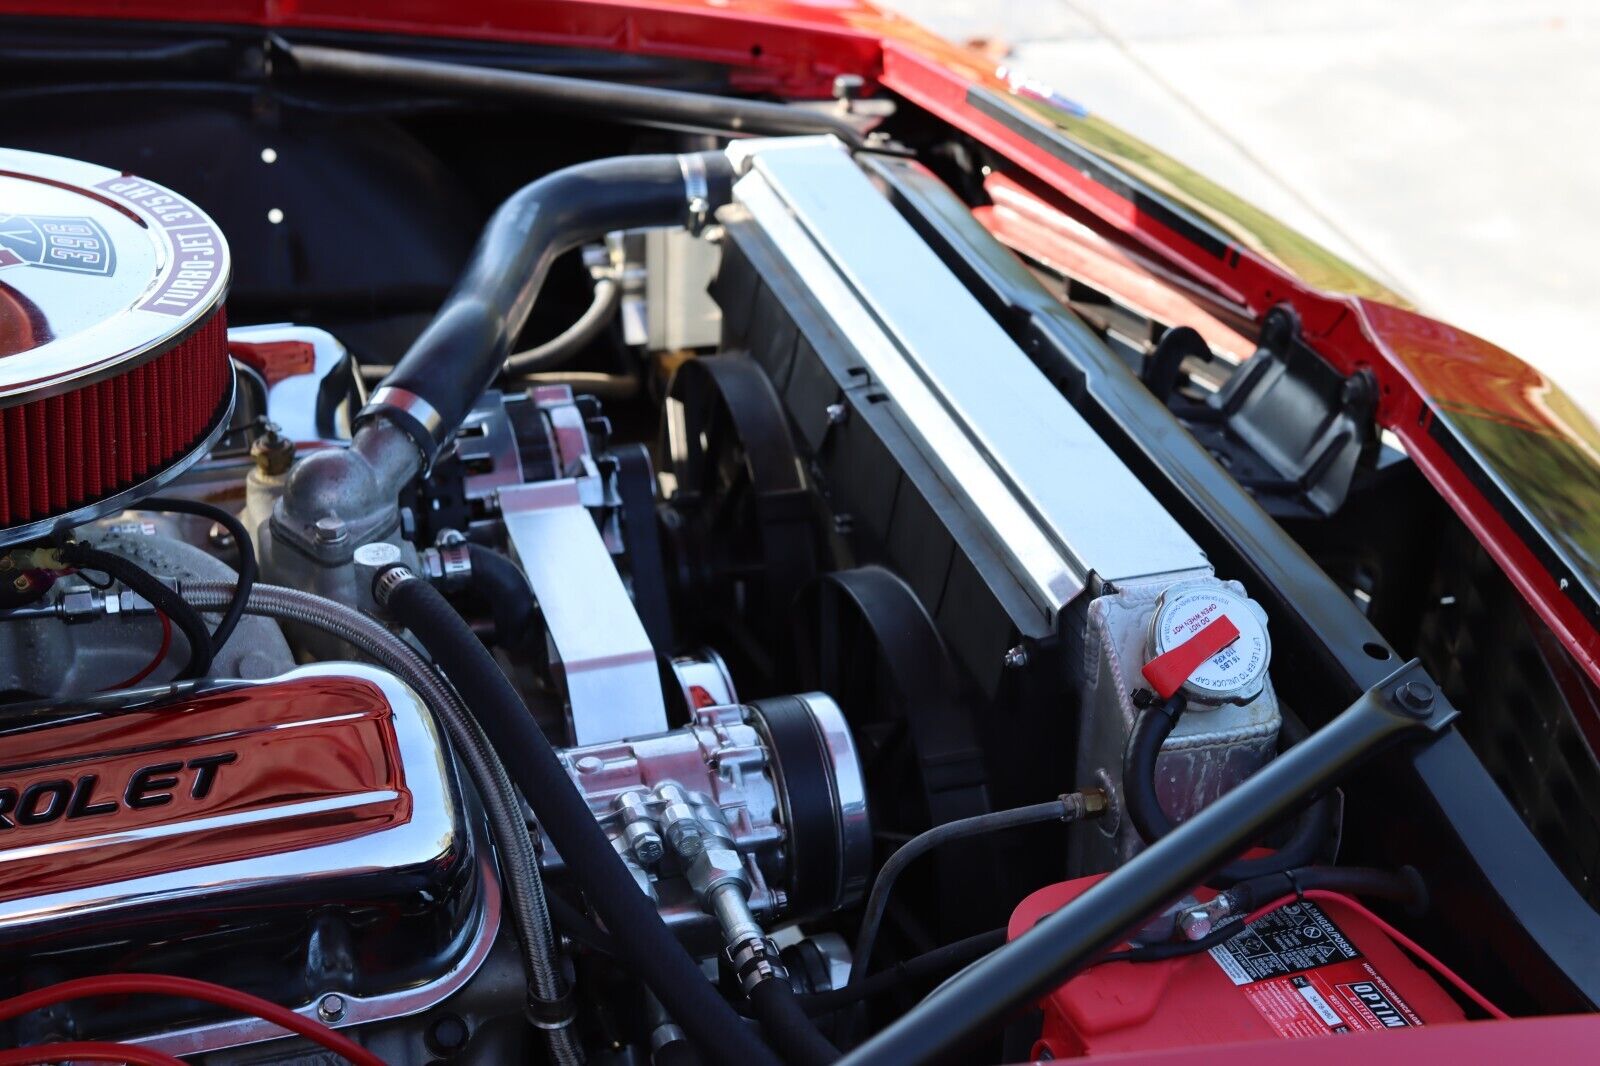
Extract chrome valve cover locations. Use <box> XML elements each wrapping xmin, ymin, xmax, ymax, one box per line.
<box><xmin>0</xmin><ymin>663</ymin><xmax>493</xmax><ymax>1055</ymax></box>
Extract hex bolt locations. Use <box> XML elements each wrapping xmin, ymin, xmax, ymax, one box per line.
<box><xmin>1396</xmin><ymin>680</ymin><xmax>1435</xmax><ymax>716</ymax></box>
<box><xmin>825</xmin><ymin>402</ymin><xmax>848</xmax><ymax>426</ymax></box>
<box><xmin>618</xmin><ymin>790</ymin><xmax>666</xmax><ymax>866</ymax></box>
<box><xmin>313</xmin><ymin>515</ymin><xmax>349</xmax><ymax>546</ymax></box>
<box><xmin>1004</xmin><ymin>644</ymin><xmax>1030</xmax><ymax>670</ymax></box>
<box><xmin>317</xmin><ymin>992</ymin><xmax>346</xmax><ymax>1023</ymax></box>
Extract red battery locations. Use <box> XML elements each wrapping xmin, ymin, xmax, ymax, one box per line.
<box><xmin>1009</xmin><ymin>875</ymin><xmax>1467</xmax><ymax>1057</ymax></box>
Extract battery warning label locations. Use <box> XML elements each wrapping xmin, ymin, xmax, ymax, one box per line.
<box><xmin>1209</xmin><ymin>902</ymin><xmax>1424</xmax><ymax>1038</ymax></box>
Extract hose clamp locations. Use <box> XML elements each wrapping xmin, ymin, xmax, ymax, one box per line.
<box><xmin>359</xmin><ymin>386</ymin><xmax>444</xmax><ymax>474</ymax></box>
<box><xmin>421</xmin><ymin>542</ymin><xmax>472</xmax><ymax>592</ymax></box>
<box><xmin>678</xmin><ymin>153</ymin><xmax>712</xmax><ymax>234</ymax></box>
<box><xmin>371</xmin><ymin>563</ymin><xmax>417</xmax><ymax>608</ymax></box>
<box><xmin>728</xmin><ymin>935</ymin><xmax>788</xmax><ymax>995</ymax></box>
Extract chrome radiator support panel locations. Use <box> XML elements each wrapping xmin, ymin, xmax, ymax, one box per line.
<box><xmin>725</xmin><ymin>137</ymin><xmax>1210</xmax><ymax>625</ymax></box>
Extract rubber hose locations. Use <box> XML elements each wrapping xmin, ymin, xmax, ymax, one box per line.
<box><xmin>800</xmin><ymin>930</ymin><xmax>1006</xmax><ymax>1016</ymax></box>
<box><xmin>1123</xmin><ymin>698</ymin><xmax>1333</xmax><ymax>884</ymax></box>
<box><xmin>466</xmin><ymin>545</ymin><xmax>536</xmax><ymax>647</ymax></box>
<box><xmin>849</xmin><ymin>796</ymin><xmax>1092</xmax><ymax>996</ymax></box>
<box><xmin>747</xmin><ymin>979</ymin><xmax>839</xmax><ymax>1066</ymax></box>
<box><xmin>362</xmin><ymin>151</ymin><xmax>732</xmax><ymax>460</ymax></box>
<box><xmin>1231</xmin><ymin>865</ymin><xmax>1427</xmax><ymax>914</ymax></box>
<box><xmin>180</xmin><ymin>582</ymin><xmax>582</xmax><ymax>1066</ymax></box>
<box><xmin>379</xmin><ymin>573</ymin><xmax>778</xmax><ymax>1066</ymax></box>
<box><xmin>63</xmin><ymin>544</ymin><xmax>213</xmax><ymax>680</ymax></box>
<box><xmin>504</xmin><ymin>277</ymin><xmax>621</xmax><ymax>374</ymax></box>
<box><xmin>141</xmin><ymin>495</ymin><xmax>256</xmax><ymax>656</ymax></box>
<box><xmin>357</xmin><ymin>282</ymin><xmax>627</xmax><ymax>384</ymax></box>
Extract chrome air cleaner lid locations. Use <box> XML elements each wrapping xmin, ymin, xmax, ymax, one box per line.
<box><xmin>0</xmin><ymin>148</ymin><xmax>228</xmax><ymax>399</ymax></box>
<box><xmin>1147</xmin><ymin>581</ymin><xmax>1272</xmax><ymax>705</ymax></box>
<box><xmin>0</xmin><ymin>148</ymin><xmax>233</xmax><ymax>543</ymax></box>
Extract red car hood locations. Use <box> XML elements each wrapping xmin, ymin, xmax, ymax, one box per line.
<box><xmin>9</xmin><ymin>0</ymin><xmax>1599</xmax><ymax>688</ymax></box>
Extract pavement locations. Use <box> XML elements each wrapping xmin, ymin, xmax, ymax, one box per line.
<box><xmin>880</xmin><ymin>0</ymin><xmax>1600</xmax><ymax>420</ymax></box>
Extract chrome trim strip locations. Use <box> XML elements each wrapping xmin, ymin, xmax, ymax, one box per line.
<box><xmin>729</xmin><ymin>138</ymin><xmax>1209</xmax><ymax>617</ymax></box>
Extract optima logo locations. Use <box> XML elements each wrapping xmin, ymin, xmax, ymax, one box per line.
<box><xmin>0</xmin><ymin>753</ymin><xmax>237</xmax><ymax>829</ymax></box>
<box><xmin>1342</xmin><ymin>981</ymin><xmax>1412</xmax><ymax>1029</ymax></box>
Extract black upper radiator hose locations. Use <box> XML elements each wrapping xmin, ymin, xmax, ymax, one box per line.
<box><xmin>376</xmin><ymin>569</ymin><xmax>779</xmax><ymax>1066</ymax></box>
<box><xmin>362</xmin><ymin>151</ymin><xmax>734</xmax><ymax>466</ymax></box>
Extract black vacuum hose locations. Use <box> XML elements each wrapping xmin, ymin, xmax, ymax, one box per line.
<box><xmin>465</xmin><ymin>544</ymin><xmax>536</xmax><ymax>647</ymax></box>
<box><xmin>379</xmin><ymin>571</ymin><xmax>777</xmax><ymax>1066</ymax></box>
<box><xmin>747</xmin><ymin>980</ymin><xmax>839</xmax><ymax>1066</ymax></box>
<box><xmin>362</xmin><ymin>151</ymin><xmax>733</xmax><ymax>462</ymax></box>
<box><xmin>1123</xmin><ymin>696</ymin><xmax>1333</xmax><ymax>884</ymax></box>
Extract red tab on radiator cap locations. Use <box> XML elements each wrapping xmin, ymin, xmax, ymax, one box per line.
<box><xmin>1142</xmin><ymin>615</ymin><xmax>1241</xmax><ymax>700</ymax></box>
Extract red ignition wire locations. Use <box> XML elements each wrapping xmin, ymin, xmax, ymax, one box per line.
<box><xmin>105</xmin><ymin>610</ymin><xmax>173</xmax><ymax>691</ymax></box>
<box><xmin>0</xmin><ymin>974</ymin><xmax>385</xmax><ymax>1066</ymax></box>
<box><xmin>0</xmin><ymin>1043</ymin><xmax>185</xmax><ymax>1065</ymax></box>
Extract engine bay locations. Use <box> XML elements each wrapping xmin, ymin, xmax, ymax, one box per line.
<box><xmin>0</xmin><ymin>26</ymin><xmax>1591</xmax><ymax>1066</ymax></box>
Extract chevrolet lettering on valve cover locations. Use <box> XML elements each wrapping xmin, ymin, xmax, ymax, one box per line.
<box><xmin>0</xmin><ymin>2</ymin><xmax>1595</xmax><ymax>1064</ymax></box>
<box><xmin>0</xmin><ymin>752</ymin><xmax>236</xmax><ymax>827</ymax></box>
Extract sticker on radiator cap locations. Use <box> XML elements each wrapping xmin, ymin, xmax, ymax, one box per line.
<box><xmin>1208</xmin><ymin>901</ymin><xmax>1425</xmax><ymax>1038</ymax></box>
<box><xmin>1147</xmin><ymin>582</ymin><xmax>1270</xmax><ymax>704</ymax></box>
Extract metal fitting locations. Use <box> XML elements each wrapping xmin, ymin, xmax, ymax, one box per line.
<box><xmin>1003</xmin><ymin>644</ymin><xmax>1030</xmax><ymax>670</ymax></box>
<box><xmin>617</xmin><ymin>790</ymin><xmax>666</xmax><ymax>866</ymax></box>
<box><xmin>688</xmin><ymin>847</ymin><xmax>751</xmax><ymax>906</ymax></box>
<box><xmin>612</xmin><ymin>835</ymin><xmax>659</xmax><ymax>903</ymax></box>
<box><xmin>1177</xmin><ymin>894</ymin><xmax>1237</xmax><ymax>942</ymax></box>
<box><xmin>250</xmin><ymin>422</ymin><xmax>296</xmax><ymax>476</ymax></box>
<box><xmin>656</xmin><ymin>783</ymin><xmax>706</xmax><ymax>859</ymax></box>
<box><xmin>1064</xmin><ymin>788</ymin><xmax>1109</xmax><ymax>820</ymax></box>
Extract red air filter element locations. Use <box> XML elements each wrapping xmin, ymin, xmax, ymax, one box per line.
<box><xmin>0</xmin><ymin>148</ymin><xmax>233</xmax><ymax>543</ymax></box>
<box><xmin>0</xmin><ymin>309</ymin><xmax>230</xmax><ymax>528</ymax></box>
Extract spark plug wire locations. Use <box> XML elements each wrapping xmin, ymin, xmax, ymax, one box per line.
<box><xmin>0</xmin><ymin>973</ymin><xmax>384</xmax><ymax>1066</ymax></box>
